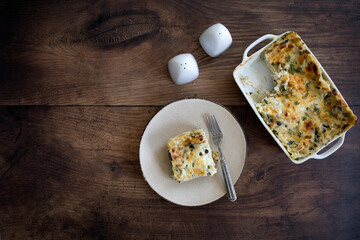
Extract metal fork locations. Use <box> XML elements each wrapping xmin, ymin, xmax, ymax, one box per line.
<box><xmin>206</xmin><ymin>115</ymin><xmax>237</xmax><ymax>202</ymax></box>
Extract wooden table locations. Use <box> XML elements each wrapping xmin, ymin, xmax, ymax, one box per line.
<box><xmin>1</xmin><ymin>0</ymin><xmax>359</xmax><ymax>239</ymax></box>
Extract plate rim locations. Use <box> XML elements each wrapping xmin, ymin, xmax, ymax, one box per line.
<box><xmin>139</xmin><ymin>98</ymin><xmax>247</xmax><ymax>206</ymax></box>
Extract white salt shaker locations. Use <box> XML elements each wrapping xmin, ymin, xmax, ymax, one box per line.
<box><xmin>168</xmin><ymin>53</ymin><xmax>199</xmax><ymax>85</ymax></box>
<box><xmin>199</xmin><ymin>23</ymin><xmax>232</xmax><ymax>57</ymax></box>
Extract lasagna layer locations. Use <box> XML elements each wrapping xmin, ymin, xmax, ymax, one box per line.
<box><xmin>167</xmin><ymin>129</ymin><xmax>217</xmax><ymax>183</ymax></box>
<box><xmin>256</xmin><ymin>32</ymin><xmax>357</xmax><ymax>160</ymax></box>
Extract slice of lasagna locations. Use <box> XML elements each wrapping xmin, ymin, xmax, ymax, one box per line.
<box><xmin>167</xmin><ymin>129</ymin><xmax>218</xmax><ymax>183</ymax></box>
<box><xmin>256</xmin><ymin>32</ymin><xmax>357</xmax><ymax>160</ymax></box>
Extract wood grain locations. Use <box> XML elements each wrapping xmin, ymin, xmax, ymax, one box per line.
<box><xmin>0</xmin><ymin>0</ymin><xmax>359</xmax><ymax>105</ymax></box>
<box><xmin>1</xmin><ymin>0</ymin><xmax>360</xmax><ymax>239</ymax></box>
<box><xmin>0</xmin><ymin>106</ymin><xmax>359</xmax><ymax>239</ymax></box>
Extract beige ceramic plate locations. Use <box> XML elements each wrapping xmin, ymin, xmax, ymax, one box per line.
<box><xmin>139</xmin><ymin>99</ymin><xmax>246</xmax><ymax>206</ymax></box>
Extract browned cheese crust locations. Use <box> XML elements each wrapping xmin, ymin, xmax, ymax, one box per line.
<box><xmin>256</xmin><ymin>32</ymin><xmax>357</xmax><ymax>160</ymax></box>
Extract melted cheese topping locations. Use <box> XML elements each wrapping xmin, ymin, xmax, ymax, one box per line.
<box><xmin>167</xmin><ymin>129</ymin><xmax>217</xmax><ymax>183</ymax></box>
<box><xmin>257</xmin><ymin>32</ymin><xmax>357</xmax><ymax>160</ymax></box>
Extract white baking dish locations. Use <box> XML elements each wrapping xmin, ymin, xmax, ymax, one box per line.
<box><xmin>233</xmin><ymin>32</ymin><xmax>349</xmax><ymax>164</ymax></box>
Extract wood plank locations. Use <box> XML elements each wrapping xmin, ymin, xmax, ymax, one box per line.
<box><xmin>0</xmin><ymin>106</ymin><xmax>359</xmax><ymax>239</ymax></box>
<box><xmin>0</xmin><ymin>0</ymin><xmax>359</xmax><ymax>105</ymax></box>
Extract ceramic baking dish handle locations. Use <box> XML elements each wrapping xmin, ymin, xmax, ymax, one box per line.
<box><xmin>242</xmin><ymin>34</ymin><xmax>277</xmax><ymax>63</ymax></box>
<box><xmin>312</xmin><ymin>135</ymin><xmax>345</xmax><ymax>159</ymax></box>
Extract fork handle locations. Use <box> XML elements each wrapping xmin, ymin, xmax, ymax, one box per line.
<box><xmin>219</xmin><ymin>153</ymin><xmax>237</xmax><ymax>202</ymax></box>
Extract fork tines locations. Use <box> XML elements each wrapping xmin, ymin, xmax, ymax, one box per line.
<box><xmin>206</xmin><ymin>115</ymin><xmax>223</xmax><ymax>136</ymax></box>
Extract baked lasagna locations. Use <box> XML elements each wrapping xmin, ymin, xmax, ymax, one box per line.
<box><xmin>256</xmin><ymin>32</ymin><xmax>357</xmax><ymax>160</ymax></box>
<box><xmin>167</xmin><ymin>129</ymin><xmax>218</xmax><ymax>183</ymax></box>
